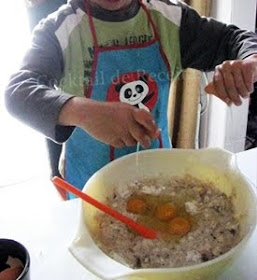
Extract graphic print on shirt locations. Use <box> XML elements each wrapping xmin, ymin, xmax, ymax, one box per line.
<box><xmin>107</xmin><ymin>72</ymin><xmax>158</xmax><ymax>112</ymax></box>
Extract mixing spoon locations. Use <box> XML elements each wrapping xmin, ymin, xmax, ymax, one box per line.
<box><xmin>52</xmin><ymin>176</ymin><xmax>158</xmax><ymax>239</ymax></box>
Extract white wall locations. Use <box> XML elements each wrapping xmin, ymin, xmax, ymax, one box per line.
<box><xmin>211</xmin><ymin>0</ymin><xmax>232</xmax><ymax>23</ymax></box>
<box><xmin>231</xmin><ymin>0</ymin><xmax>257</xmax><ymax>31</ymax></box>
<box><xmin>202</xmin><ymin>0</ymin><xmax>257</xmax><ymax>153</ymax></box>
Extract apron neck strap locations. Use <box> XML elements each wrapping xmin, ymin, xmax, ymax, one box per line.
<box><xmin>139</xmin><ymin>0</ymin><xmax>160</xmax><ymax>40</ymax></box>
<box><xmin>84</xmin><ymin>0</ymin><xmax>160</xmax><ymax>49</ymax></box>
<box><xmin>84</xmin><ymin>0</ymin><xmax>99</xmax><ymax>49</ymax></box>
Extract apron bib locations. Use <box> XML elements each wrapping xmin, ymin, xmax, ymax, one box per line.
<box><xmin>65</xmin><ymin>0</ymin><xmax>172</xmax><ymax>198</ymax></box>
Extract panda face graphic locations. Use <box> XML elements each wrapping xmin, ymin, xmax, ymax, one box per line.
<box><xmin>107</xmin><ymin>72</ymin><xmax>158</xmax><ymax>112</ymax></box>
<box><xmin>119</xmin><ymin>80</ymin><xmax>149</xmax><ymax>105</ymax></box>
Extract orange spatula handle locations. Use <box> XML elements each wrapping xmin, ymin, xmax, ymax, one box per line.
<box><xmin>52</xmin><ymin>177</ymin><xmax>158</xmax><ymax>239</ymax></box>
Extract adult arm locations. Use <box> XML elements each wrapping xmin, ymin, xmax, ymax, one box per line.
<box><xmin>179</xmin><ymin>2</ymin><xmax>257</xmax><ymax>105</ymax></box>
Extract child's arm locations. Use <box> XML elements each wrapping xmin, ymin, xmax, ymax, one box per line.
<box><xmin>4</xmin><ymin>17</ymin><xmax>74</xmax><ymax>144</ymax></box>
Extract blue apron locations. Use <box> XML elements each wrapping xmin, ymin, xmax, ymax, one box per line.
<box><xmin>65</xmin><ymin>0</ymin><xmax>172</xmax><ymax>199</ymax></box>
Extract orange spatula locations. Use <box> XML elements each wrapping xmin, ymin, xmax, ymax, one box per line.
<box><xmin>52</xmin><ymin>176</ymin><xmax>158</xmax><ymax>239</ymax></box>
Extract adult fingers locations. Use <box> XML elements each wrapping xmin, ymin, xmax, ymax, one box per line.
<box><xmin>230</xmin><ymin>60</ymin><xmax>250</xmax><ymax>98</ymax></box>
<box><xmin>219</xmin><ymin>61</ymin><xmax>242</xmax><ymax>105</ymax></box>
<box><xmin>212</xmin><ymin>66</ymin><xmax>232</xmax><ymax>104</ymax></box>
<box><xmin>206</xmin><ymin>59</ymin><xmax>256</xmax><ymax>106</ymax></box>
<box><xmin>110</xmin><ymin>138</ymin><xmax>126</xmax><ymax>148</ymax></box>
<box><xmin>133</xmin><ymin>109</ymin><xmax>159</xmax><ymax>139</ymax></box>
<box><xmin>121</xmin><ymin>133</ymin><xmax>138</xmax><ymax>147</ymax></box>
<box><xmin>129</xmin><ymin>121</ymin><xmax>152</xmax><ymax>149</ymax></box>
<box><xmin>241</xmin><ymin>63</ymin><xmax>255</xmax><ymax>94</ymax></box>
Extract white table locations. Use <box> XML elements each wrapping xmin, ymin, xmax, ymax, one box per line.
<box><xmin>0</xmin><ymin>148</ymin><xmax>256</xmax><ymax>280</ymax></box>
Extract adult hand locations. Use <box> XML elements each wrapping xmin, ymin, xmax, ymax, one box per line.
<box><xmin>59</xmin><ymin>98</ymin><xmax>159</xmax><ymax>148</ymax></box>
<box><xmin>205</xmin><ymin>54</ymin><xmax>257</xmax><ymax>105</ymax></box>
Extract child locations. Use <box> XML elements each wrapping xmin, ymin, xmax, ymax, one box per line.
<box><xmin>5</xmin><ymin>0</ymin><xmax>257</xmax><ymax>198</ymax></box>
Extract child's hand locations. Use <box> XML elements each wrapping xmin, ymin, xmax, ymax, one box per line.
<box><xmin>59</xmin><ymin>98</ymin><xmax>159</xmax><ymax>148</ymax></box>
<box><xmin>205</xmin><ymin>54</ymin><xmax>257</xmax><ymax>105</ymax></box>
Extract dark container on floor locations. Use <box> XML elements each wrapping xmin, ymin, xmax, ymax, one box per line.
<box><xmin>0</xmin><ymin>239</ymin><xmax>30</xmax><ymax>280</ymax></box>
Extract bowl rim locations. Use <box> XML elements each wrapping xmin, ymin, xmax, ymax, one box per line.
<box><xmin>81</xmin><ymin>148</ymin><xmax>257</xmax><ymax>276</ymax></box>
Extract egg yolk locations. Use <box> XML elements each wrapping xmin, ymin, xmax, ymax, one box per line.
<box><xmin>155</xmin><ymin>203</ymin><xmax>177</xmax><ymax>221</ymax></box>
<box><xmin>167</xmin><ymin>217</ymin><xmax>192</xmax><ymax>236</ymax></box>
<box><xmin>126</xmin><ymin>197</ymin><xmax>147</xmax><ymax>214</ymax></box>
